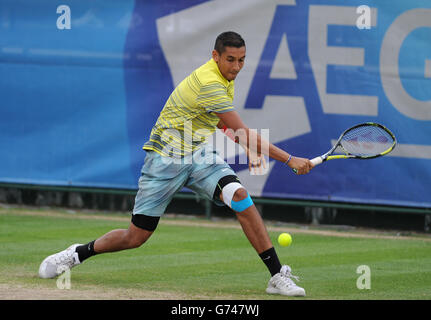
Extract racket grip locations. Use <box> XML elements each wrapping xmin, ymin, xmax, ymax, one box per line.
<box><xmin>292</xmin><ymin>156</ymin><xmax>322</xmax><ymax>174</ymax></box>
<box><xmin>310</xmin><ymin>156</ymin><xmax>323</xmax><ymax>166</ymax></box>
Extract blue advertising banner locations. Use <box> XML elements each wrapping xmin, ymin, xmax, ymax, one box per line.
<box><xmin>0</xmin><ymin>0</ymin><xmax>430</xmax><ymax>208</ymax></box>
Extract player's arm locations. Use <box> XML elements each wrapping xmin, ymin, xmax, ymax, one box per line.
<box><xmin>215</xmin><ymin>111</ymin><xmax>313</xmax><ymax>174</ymax></box>
<box><xmin>217</xmin><ymin>119</ymin><xmax>238</xmax><ymax>142</ymax></box>
<box><xmin>218</xmin><ymin>119</ymin><xmax>266</xmax><ymax>174</ymax></box>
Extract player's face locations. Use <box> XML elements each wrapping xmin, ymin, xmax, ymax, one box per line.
<box><xmin>212</xmin><ymin>46</ymin><xmax>246</xmax><ymax>81</ymax></box>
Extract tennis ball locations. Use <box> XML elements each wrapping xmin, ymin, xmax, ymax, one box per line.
<box><xmin>278</xmin><ymin>233</ymin><xmax>292</xmax><ymax>247</ymax></box>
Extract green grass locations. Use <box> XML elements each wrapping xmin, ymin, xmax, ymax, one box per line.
<box><xmin>1</xmin><ymin>206</ymin><xmax>430</xmax><ymax>300</ymax></box>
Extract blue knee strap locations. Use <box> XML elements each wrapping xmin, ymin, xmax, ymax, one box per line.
<box><xmin>231</xmin><ymin>193</ymin><xmax>254</xmax><ymax>212</ymax></box>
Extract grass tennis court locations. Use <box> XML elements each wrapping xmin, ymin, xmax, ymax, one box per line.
<box><xmin>1</xmin><ymin>206</ymin><xmax>430</xmax><ymax>300</ymax></box>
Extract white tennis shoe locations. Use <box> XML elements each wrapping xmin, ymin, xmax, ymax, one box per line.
<box><xmin>38</xmin><ymin>244</ymin><xmax>82</xmax><ymax>279</ymax></box>
<box><xmin>266</xmin><ymin>265</ymin><xmax>306</xmax><ymax>297</ymax></box>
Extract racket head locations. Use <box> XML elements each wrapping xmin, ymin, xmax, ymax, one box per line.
<box><xmin>337</xmin><ymin>122</ymin><xmax>396</xmax><ymax>159</ymax></box>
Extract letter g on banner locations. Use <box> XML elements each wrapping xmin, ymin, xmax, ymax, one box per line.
<box><xmin>380</xmin><ymin>9</ymin><xmax>431</xmax><ymax>120</ymax></box>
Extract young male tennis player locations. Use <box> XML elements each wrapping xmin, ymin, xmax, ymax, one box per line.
<box><xmin>38</xmin><ymin>31</ymin><xmax>313</xmax><ymax>296</ymax></box>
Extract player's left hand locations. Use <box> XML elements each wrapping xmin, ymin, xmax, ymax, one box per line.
<box><xmin>246</xmin><ymin>147</ymin><xmax>267</xmax><ymax>175</ymax></box>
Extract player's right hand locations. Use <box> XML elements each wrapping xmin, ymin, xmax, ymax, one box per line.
<box><xmin>288</xmin><ymin>156</ymin><xmax>313</xmax><ymax>175</ymax></box>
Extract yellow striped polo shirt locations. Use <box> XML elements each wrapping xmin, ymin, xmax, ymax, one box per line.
<box><xmin>143</xmin><ymin>58</ymin><xmax>235</xmax><ymax>157</ymax></box>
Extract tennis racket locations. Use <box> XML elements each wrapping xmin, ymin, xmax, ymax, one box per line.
<box><xmin>295</xmin><ymin>122</ymin><xmax>396</xmax><ymax>172</ymax></box>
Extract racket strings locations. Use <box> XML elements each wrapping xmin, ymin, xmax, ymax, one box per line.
<box><xmin>340</xmin><ymin>125</ymin><xmax>395</xmax><ymax>157</ymax></box>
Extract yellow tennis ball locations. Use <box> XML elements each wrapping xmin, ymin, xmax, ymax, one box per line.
<box><xmin>278</xmin><ymin>233</ymin><xmax>292</xmax><ymax>247</ymax></box>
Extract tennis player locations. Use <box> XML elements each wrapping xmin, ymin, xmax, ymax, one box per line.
<box><xmin>38</xmin><ymin>31</ymin><xmax>313</xmax><ymax>297</ymax></box>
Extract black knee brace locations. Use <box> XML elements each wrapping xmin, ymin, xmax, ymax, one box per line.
<box><xmin>131</xmin><ymin>214</ymin><xmax>160</xmax><ymax>231</ymax></box>
<box><xmin>213</xmin><ymin>175</ymin><xmax>241</xmax><ymax>201</ymax></box>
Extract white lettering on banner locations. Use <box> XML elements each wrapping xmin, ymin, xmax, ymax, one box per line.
<box><xmin>425</xmin><ymin>60</ymin><xmax>431</xmax><ymax>79</ymax></box>
<box><xmin>240</xmin><ymin>96</ymin><xmax>310</xmax><ymax>144</ymax></box>
<box><xmin>380</xmin><ymin>9</ymin><xmax>431</xmax><ymax>120</ymax></box>
<box><xmin>56</xmin><ymin>5</ymin><xmax>71</xmax><ymax>30</ymax></box>
<box><xmin>270</xmin><ymin>34</ymin><xmax>297</xmax><ymax>79</ymax></box>
<box><xmin>156</xmin><ymin>0</ymin><xmax>293</xmax><ymax>87</ymax></box>
<box><xmin>388</xmin><ymin>144</ymin><xmax>431</xmax><ymax>159</ymax></box>
<box><xmin>308</xmin><ymin>5</ymin><xmax>378</xmax><ymax>115</ymax></box>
